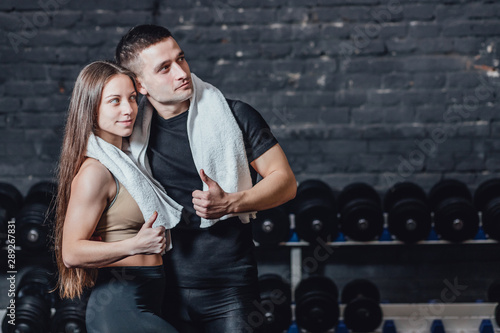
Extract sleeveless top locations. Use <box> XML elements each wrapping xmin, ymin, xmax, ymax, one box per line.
<box><xmin>93</xmin><ymin>178</ymin><xmax>144</xmax><ymax>242</ymax></box>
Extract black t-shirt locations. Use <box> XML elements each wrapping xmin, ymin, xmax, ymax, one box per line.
<box><xmin>148</xmin><ymin>99</ymin><xmax>278</xmax><ymax>287</ymax></box>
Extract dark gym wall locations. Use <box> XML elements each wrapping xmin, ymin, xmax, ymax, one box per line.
<box><xmin>0</xmin><ymin>0</ymin><xmax>499</xmax><ymax>195</ymax></box>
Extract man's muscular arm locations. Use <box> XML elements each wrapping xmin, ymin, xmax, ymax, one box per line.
<box><xmin>192</xmin><ymin>143</ymin><xmax>296</xmax><ymax>219</ymax></box>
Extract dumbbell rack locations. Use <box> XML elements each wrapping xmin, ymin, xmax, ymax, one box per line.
<box><xmin>255</xmin><ymin>213</ymin><xmax>500</xmax><ymax>333</ymax></box>
<box><xmin>285</xmin><ymin>239</ymin><xmax>498</xmax><ymax>290</ymax></box>
<box><xmin>1</xmin><ymin>284</ymin><xmax>497</xmax><ymax>332</ymax></box>
<box><xmin>0</xmin><ymin>211</ymin><xmax>59</xmax><ymax>333</ymax></box>
<box><xmin>277</xmin><ymin>245</ymin><xmax>500</xmax><ymax>333</ymax></box>
<box><xmin>282</xmin><ymin>303</ymin><xmax>498</xmax><ymax>333</ymax></box>
<box><xmin>366</xmin><ymin>303</ymin><xmax>497</xmax><ymax>333</ymax></box>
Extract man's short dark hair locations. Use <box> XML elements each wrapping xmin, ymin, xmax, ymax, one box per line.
<box><xmin>115</xmin><ymin>24</ymin><xmax>173</xmax><ymax>74</ymax></box>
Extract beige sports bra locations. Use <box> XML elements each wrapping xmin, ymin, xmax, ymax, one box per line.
<box><xmin>93</xmin><ymin>177</ymin><xmax>144</xmax><ymax>242</ymax></box>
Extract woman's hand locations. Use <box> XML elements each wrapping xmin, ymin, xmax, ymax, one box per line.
<box><xmin>131</xmin><ymin>211</ymin><xmax>166</xmax><ymax>255</ymax></box>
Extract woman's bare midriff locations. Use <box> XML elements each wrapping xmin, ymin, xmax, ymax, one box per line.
<box><xmin>104</xmin><ymin>254</ymin><xmax>162</xmax><ymax>268</ymax></box>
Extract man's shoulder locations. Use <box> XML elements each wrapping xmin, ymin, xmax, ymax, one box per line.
<box><xmin>225</xmin><ymin>98</ymin><xmax>242</xmax><ymax>111</ymax></box>
<box><xmin>225</xmin><ymin>98</ymin><xmax>260</xmax><ymax>117</ymax></box>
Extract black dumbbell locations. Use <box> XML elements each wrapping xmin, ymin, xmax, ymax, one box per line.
<box><xmin>384</xmin><ymin>182</ymin><xmax>432</xmax><ymax>243</ymax></box>
<box><xmin>428</xmin><ymin>179</ymin><xmax>479</xmax><ymax>242</ymax></box>
<box><xmin>253</xmin><ymin>205</ymin><xmax>290</xmax><ymax>246</ymax></box>
<box><xmin>17</xmin><ymin>266</ymin><xmax>58</xmax><ymax>310</ymax></box>
<box><xmin>474</xmin><ymin>178</ymin><xmax>500</xmax><ymax>241</ymax></box>
<box><xmin>295</xmin><ymin>275</ymin><xmax>339</xmax><ymax>332</ymax></box>
<box><xmin>487</xmin><ymin>280</ymin><xmax>500</xmax><ymax>327</ymax></box>
<box><xmin>488</xmin><ymin>280</ymin><xmax>500</xmax><ymax>303</ymax></box>
<box><xmin>292</xmin><ymin>179</ymin><xmax>338</xmax><ymax>243</ymax></box>
<box><xmin>337</xmin><ymin>183</ymin><xmax>384</xmax><ymax>241</ymax></box>
<box><xmin>2</xmin><ymin>295</ymin><xmax>52</xmax><ymax>333</ymax></box>
<box><xmin>341</xmin><ymin>279</ymin><xmax>383</xmax><ymax>332</ymax></box>
<box><xmin>0</xmin><ymin>182</ymin><xmax>23</xmax><ymax>244</ymax></box>
<box><xmin>16</xmin><ymin>181</ymin><xmax>57</xmax><ymax>252</ymax></box>
<box><xmin>257</xmin><ymin>274</ymin><xmax>292</xmax><ymax>333</ymax></box>
<box><xmin>51</xmin><ymin>294</ymin><xmax>89</xmax><ymax>333</ymax></box>
<box><xmin>2</xmin><ymin>266</ymin><xmax>56</xmax><ymax>333</ymax></box>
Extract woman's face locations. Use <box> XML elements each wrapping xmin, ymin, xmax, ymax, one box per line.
<box><xmin>96</xmin><ymin>74</ymin><xmax>138</xmax><ymax>147</ymax></box>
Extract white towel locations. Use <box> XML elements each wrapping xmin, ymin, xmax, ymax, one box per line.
<box><xmin>124</xmin><ymin>73</ymin><xmax>256</xmax><ymax>228</ymax></box>
<box><xmin>86</xmin><ymin>133</ymin><xmax>182</xmax><ymax>231</ymax></box>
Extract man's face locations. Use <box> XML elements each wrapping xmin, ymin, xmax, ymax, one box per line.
<box><xmin>136</xmin><ymin>37</ymin><xmax>193</xmax><ymax>108</ymax></box>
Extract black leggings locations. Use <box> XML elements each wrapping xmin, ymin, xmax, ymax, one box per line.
<box><xmin>86</xmin><ymin>266</ymin><xmax>178</xmax><ymax>333</ymax></box>
<box><xmin>163</xmin><ymin>283</ymin><xmax>266</xmax><ymax>333</ymax></box>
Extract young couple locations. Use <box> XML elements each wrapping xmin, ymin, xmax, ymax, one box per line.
<box><xmin>54</xmin><ymin>24</ymin><xmax>296</xmax><ymax>333</ymax></box>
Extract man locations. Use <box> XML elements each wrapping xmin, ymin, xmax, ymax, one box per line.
<box><xmin>115</xmin><ymin>24</ymin><xmax>296</xmax><ymax>333</ymax></box>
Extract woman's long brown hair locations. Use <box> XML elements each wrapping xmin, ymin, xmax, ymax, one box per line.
<box><xmin>54</xmin><ymin>61</ymin><xmax>136</xmax><ymax>299</ymax></box>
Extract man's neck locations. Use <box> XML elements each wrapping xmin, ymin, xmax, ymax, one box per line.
<box><xmin>148</xmin><ymin>98</ymin><xmax>190</xmax><ymax>120</ymax></box>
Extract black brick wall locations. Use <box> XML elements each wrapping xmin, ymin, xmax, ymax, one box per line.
<box><xmin>1</xmin><ymin>1</ymin><xmax>500</xmax><ymax>321</ymax></box>
<box><xmin>0</xmin><ymin>0</ymin><xmax>499</xmax><ymax>196</ymax></box>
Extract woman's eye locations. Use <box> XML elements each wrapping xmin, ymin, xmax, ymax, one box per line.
<box><xmin>130</xmin><ymin>95</ymin><xmax>137</xmax><ymax>102</ymax></box>
<box><xmin>110</xmin><ymin>98</ymin><xmax>119</xmax><ymax>104</ymax></box>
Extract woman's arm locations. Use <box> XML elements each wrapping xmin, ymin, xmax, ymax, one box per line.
<box><xmin>62</xmin><ymin>159</ymin><xmax>166</xmax><ymax>268</ymax></box>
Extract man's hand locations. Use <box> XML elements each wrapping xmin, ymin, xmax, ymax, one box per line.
<box><xmin>192</xmin><ymin>169</ymin><xmax>232</xmax><ymax>219</ymax></box>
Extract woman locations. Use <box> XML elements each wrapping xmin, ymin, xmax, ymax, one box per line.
<box><xmin>53</xmin><ymin>61</ymin><xmax>178</xmax><ymax>333</ymax></box>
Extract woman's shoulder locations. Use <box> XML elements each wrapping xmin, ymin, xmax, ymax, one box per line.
<box><xmin>72</xmin><ymin>158</ymin><xmax>114</xmax><ymax>197</ymax></box>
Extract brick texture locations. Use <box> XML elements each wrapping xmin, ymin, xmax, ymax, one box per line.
<box><xmin>0</xmin><ymin>0</ymin><xmax>499</xmax><ymax>197</ymax></box>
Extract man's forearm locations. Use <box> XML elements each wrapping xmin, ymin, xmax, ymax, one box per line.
<box><xmin>228</xmin><ymin>168</ymin><xmax>296</xmax><ymax>214</ymax></box>
<box><xmin>192</xmin><ymin>144</ymin><xmax>297</xmax><ymax>219</ymax></box>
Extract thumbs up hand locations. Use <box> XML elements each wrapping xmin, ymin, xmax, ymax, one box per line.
<box><xmin>132</xmin><ymin>211</ymin><xmax>166</xmax><ymax>255</ymax></box>
<box><xmin>192</xmin><ymin>169</ymin><xmax>231</xmax><ymax>219</ymax></box>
